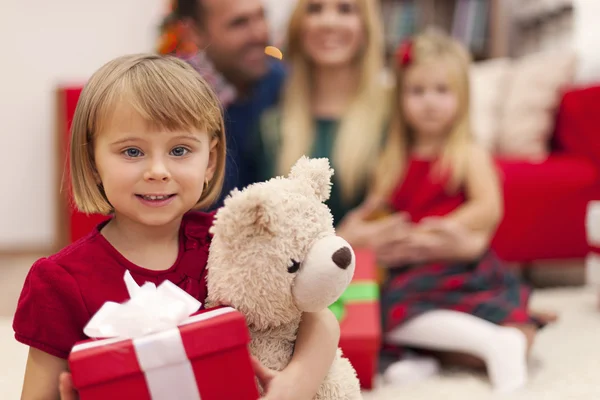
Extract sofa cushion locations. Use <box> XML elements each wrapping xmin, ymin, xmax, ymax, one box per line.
<box><xmin>492</xmin><ymin>155</ymin><xmax>600</xmax><ymax>261</ymax></box>
<box><xmin>554</xmin><ymin>85</ymin><xmax>600</xmax><ymax>166</ymax></box>
<box><xmin>470</xmin><ymin>58</ymin><xmax>512</xmax><ymax>151</ymax></box>
<box><xmin>496</xmin><ymin>50</ymin><xmax>576</xmax><ymax>161</ymax></box>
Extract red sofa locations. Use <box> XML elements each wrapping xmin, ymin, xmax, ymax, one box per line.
<box><xmin>491</xmin><ymin>85</ymin><xmax>600</xmax><ymax>263</ymax></box>
<box><xmin>56</xmin><ymin>86</ymin><xmax>109</xmax><ymax>246</ymax></box>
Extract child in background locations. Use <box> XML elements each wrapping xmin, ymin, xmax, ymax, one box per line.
<box><xmin>357</xmin><ymin>30</ymin><xmax>556</xmax><ymax>393</ymax></box>
<box><xmin>13</xmin><ymin>54</ymin><xmax>341</xmax><ymax>400</ymax></box>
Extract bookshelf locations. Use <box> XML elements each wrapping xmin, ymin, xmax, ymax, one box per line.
<box><xmin>380</xmin><ymin>0</ymin><xmax>510</xmax><ymax>62</ymax></box>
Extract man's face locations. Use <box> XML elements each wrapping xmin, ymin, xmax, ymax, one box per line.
<box><xmin>195</xmin><ymin>0</ymin><xmax>270</xmax><ymax>85</ymax></box>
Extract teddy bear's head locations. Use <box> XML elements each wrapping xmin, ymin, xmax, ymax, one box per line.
<box><xmin>207</xmin><ymin>157</ymin><xmax>355</xmax><ymax>330</ymax></box>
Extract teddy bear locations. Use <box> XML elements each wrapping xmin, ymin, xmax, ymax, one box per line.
<box><xmin>206</xmin><ymin>156</ymin><xmax>362</xmax><ymax>399</ymax></box>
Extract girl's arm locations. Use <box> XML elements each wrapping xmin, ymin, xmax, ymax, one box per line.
<box><xmin>255</xmin><ymin>308</ymin><xmax>340</xmax><ymax>399</ymax></box>
<box><xmin>442</xmin><ymin>144</ymin><xmax>503</xmax><ymax>241</ymax></box>
<box><xmin>288</xmin><ymin>309</ymin><xmax>340</xmax><ymax>396</ymax></box>
<box><xmin>21</xmin><ymin>347</ymin><xmax>69</xmax><ymax>400</ymax></box>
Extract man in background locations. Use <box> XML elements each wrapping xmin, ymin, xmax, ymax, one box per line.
<box><xmin>175</xmin><ymin>0</ymin><xmax>286</xmax><ymax>206</ymax></box>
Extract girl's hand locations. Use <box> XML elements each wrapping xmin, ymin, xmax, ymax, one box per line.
<box><xmin>337</xmin><ymin>210</ymin><xmax>412</xmax><ymax>249</ymax></box>
<box><xmin>417</xmin><ymin>217</ymin><xmax>488</xmax><ymax>261</ymax></box>
<box><xmin>376</xmin><ymin>218</ymin><xmax>486</xmax><ymax>265</ymax></box>
<box><xmin>336</xmin><ymin>196</ymin><xmax>388</xmax><ymax>247</ymax></box>
<box><xmin>252</xmin><ymin>356</ymin><xmax>308</xmax><ymax>400</ymax></box>
<box><xmin>374</xmin><ymin>232</ymin><xmax>418</xmax><ymax>266</ymax></box>
<box><xmin>335</xmin><ymin>207</ymin><xmax>375</xmax><ymax>248</ymax></box>
<box><xmin>59</xmin><ymin>372</ymin><xmax>79</xmax><ymax>400</ymax></box>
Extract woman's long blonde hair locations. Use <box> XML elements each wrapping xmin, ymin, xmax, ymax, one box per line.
<box><xmin>274</xmin><ymin>0</ymin><xmax>390</xmax><ymax>203</ymax></box>
<box><xmin>374</xmin><ymin>29</ymin><xmax>473</xmax><ymax>200</ymax></box>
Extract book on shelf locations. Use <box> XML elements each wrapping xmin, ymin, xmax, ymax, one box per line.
<box><xmin>381</xmin><ymin>0</ymin><xmax>492</xmax><ymax>60</ymax></box>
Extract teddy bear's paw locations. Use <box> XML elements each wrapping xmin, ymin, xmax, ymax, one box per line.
<box><xmin>314</xmin><ymin>351</ymin><xmax>362</xmax><ymax>399</ymax></box>
<box><xmin>289</xmin><ymin>156</ymin><xmax>334</xmax><ymax>203</ymax></box>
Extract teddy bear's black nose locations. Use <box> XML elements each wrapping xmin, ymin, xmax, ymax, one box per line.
<box><xmin>332</xmin><ymin>247</ymin><xmax>352</xmax><ymax>269</ymax></box>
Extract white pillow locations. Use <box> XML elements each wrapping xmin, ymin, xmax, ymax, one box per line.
<box><xmin>496</xmin><ymin>50</ymin><xmax>577</xmax><ymax>160</ymax></box>
<box><xmin>469</xmin><ymin>58</ymin><xmax>512</xmax><ymax>151</ymax></box>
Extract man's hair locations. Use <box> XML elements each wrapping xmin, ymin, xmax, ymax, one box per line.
<box><xmin>175</xmin><ymin>0</ymin><xmax>205</xmax><ymax>23</ymax></box>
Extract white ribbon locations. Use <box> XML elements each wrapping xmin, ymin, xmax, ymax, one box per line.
<box><xmin>134</xmin><ymin>328</ymin><xmax>201</xmax><ymax>400</ymax></box>
<box><xmin>75</xmin><ymin>271</ymin><xmax>212</xmax><ymax>400</ymax></box>
<box><xmin>84</xmin><ymin>271</ymin><xmax>202</xmax><ymax>339</ymax></box>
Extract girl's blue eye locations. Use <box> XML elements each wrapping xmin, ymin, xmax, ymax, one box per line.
<box><xmin>170</xmin><ymin>147</ymin><xmax>189</xmax><ymax>157</ymax></box>
<box><xmin>124</xmin><ymin>148</ymin><xmax>142</xmax><ymax>157</ymax></box>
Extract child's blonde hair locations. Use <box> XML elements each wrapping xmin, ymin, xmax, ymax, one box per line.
<box><xmin>69</xmin><ymin>53</ymin><xmax>226</xmax><ymax>215</ymax></box>
<box><xmin>374</xmin><ymin>29</ymin><xmax>472</xmax><ymax>199</ymax></box>
<box><xmin>274</xmin><ymin>0</ymin><xmax>391</xmax><ymax>203</ymax></box>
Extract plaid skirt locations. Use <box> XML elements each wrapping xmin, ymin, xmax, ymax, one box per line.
<box><xmin>381</xmin><ymin>250</ymin><xmax>544</xmax><ymax>334</ymax></box>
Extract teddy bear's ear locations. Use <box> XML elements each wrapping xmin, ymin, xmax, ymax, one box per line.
<box><xmin>289</xmin><ymin>156</ymin><xmax>334</xmax><ymax>202</ymax></box>
<box><xmin>246</xmin><ymin>200</ymin><xmax>275</xmax><ymax>235</ymax></box>
<box><xmin>214</xmin><ymin>188</ymin><xmax>276</xmax><ymax>236</ymax></box>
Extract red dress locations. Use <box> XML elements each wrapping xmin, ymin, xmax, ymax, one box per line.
<box><xmin>12</xmin><ymin>211</ymin><xmax>214</xmax><ymax>359</ymax></box>
<box><xmin>381</xmin><ymin>158</ymin><xmax>543</xmax><ymax>334</ymax></box>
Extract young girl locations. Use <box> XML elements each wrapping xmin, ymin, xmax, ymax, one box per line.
<box><xmin>255</xmin><ymin>0</ymin><xmax>395</xmax><ymax>232</ymax></box>
<box><xmin>357</xmin><ymin>30</ymin><xmax>556</xmax><ymax>393</ymax></box>
<box><xmin>13</xmin><ymin>54</ymin><xmax>341</xmax><ymax>400</ymax></box>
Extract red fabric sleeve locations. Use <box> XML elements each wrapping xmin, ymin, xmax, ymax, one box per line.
<box><xmin>13</xmin><ymin>258</ymin><xmax>90</xmax><ymax>359</ymax></box>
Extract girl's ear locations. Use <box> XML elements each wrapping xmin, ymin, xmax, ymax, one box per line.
<box><xmin>205</xmin><ymin>137</ymin><xmax>219</xmax><ymax>183</ymax></box>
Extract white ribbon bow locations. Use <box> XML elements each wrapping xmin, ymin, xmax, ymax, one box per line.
<box><xmin>84</xmin><ymin>271</ymin><xmax>202</xmax><ymax>339</ymax></box>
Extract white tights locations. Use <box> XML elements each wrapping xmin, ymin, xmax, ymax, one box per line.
<box><xmin>384</xmin><ymin>310</ymin><xmax>528</xmax><ymax>393</ymax></box>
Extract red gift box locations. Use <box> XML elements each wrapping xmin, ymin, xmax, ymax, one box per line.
<box><xmin>69</xmin><ymin>307</ymin><xmax>259</xmax><ymax>400</ymax></box>
<box><xmin>338</xmin><ymin>249</ymin><xmax>381</xmax><ymax>390</ymax></box>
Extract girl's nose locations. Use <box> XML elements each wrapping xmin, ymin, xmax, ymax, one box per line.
<box><xmin>144</xmin><ymin>159</ymin><xmax>171</xmax><ymax>181</ymax></box>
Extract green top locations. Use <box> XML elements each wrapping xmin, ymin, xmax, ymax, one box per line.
<box><xmin>254</xmin><ymin>111</ymin><xmax>366</xmax><ymax>226</ymax></box>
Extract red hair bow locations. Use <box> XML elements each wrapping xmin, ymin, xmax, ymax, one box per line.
<box><xmin>396</xmin><ymin>39</ymin><xmax>413</xmax><ymax>67</ymax></box>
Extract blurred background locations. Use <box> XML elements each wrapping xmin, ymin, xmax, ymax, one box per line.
<box><xmin>2</xmin><ymin>0</ymin><xmax>599</xmax><ymax>258</ymax></box>
<box><xmin>1</xmin><ymin>0</ymin><xmax>600</xmax><ymax>398</ymax></box>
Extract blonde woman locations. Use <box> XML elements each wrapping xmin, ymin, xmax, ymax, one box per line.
<box><xmin>365</xmin><ymin>30</ymin><xmax>557</xmax><ymax>392</ymax></box>
<box><xmin>255</xmin><ymin>0</ymin><xmax>397</xmax><ymax>240</ymax></box>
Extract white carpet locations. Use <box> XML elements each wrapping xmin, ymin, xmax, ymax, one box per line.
<box><xmin>364</xmin><ymin>286</ymin><xmax>600</xmax><ymax>400</ymax></box>
<box><xmin>0</xmin><ymin>287</ymin><xmax>598</xmax><ymax>399</ymax></box>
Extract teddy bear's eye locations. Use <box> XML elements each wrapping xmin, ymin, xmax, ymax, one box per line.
<box><xmin>287</xmin><ymin>259</ymin><xmax>301</xmax><ymax>274</ymax></box>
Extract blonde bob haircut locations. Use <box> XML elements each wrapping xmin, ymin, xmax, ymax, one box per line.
<box><xmin>374</xmin><ymin>28</ymin><xmax>472</xmax><ymax>200</ymax></box>
<box><xmin>69</xmin><ymin>53</ymin><xmax>226</xmax><ymax>214</ymax></box>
